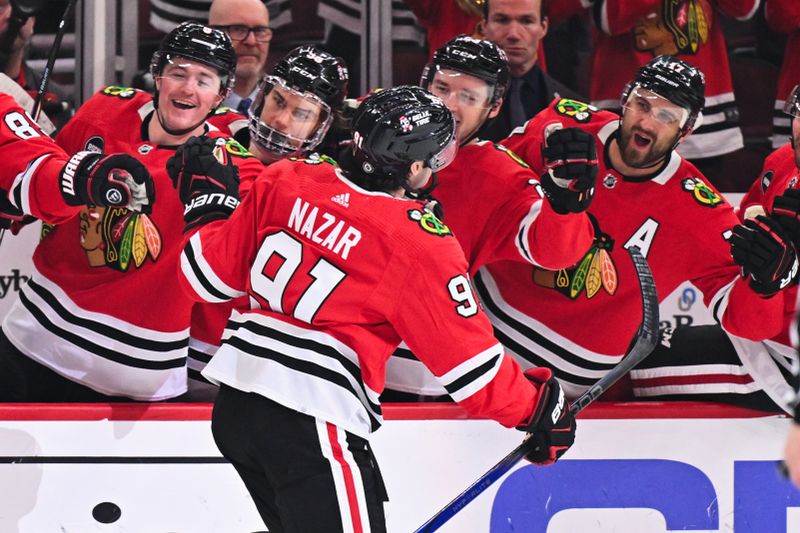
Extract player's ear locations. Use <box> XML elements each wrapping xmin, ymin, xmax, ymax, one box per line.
<box><xmin>488</xmin><ymin>98</ymin><xmax>503</xmax><ymax>120</ymax></box>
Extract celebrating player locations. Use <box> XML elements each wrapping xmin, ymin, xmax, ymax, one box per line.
<box><xmin>474</xmin><ymin>56</ymin><xmax>794</xmax><ymax>400</ymax></box>
<box><xmin>386</xmin><ymin>35</ymin><xmax>596</xmax><ymax>395</ymax></box>
<box><xmin>176</xmin><ymin>85</ymin><xmax>576</xmax><ymax>532</ymax></box>
<box><xmin>0</xmin><ymin>22</ymin><xmax>263</xmax><ymax>402</ymax></box>
<box><xmin>188</xmin><ymin>45</ymin><xmax>350</xmax><ymax>399</ymax></box>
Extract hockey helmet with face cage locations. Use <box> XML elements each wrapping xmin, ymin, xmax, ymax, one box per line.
<box><xmin>421</xmin><ymin>34</ymin><xmax>510</xmax><ymax>108</ymax></box>
<box><xmin>248</xmin><ymin>46</ymin><xmax>348</xmax><ymax>159</ymax></box>
<box><xmin>350</xmin><ymin>85</ymin><xmax>457</xmax><ymax>190</ymax></box>
<box><xmin>784</xmin><ymin>85</ymin><xmax>800</xmax><ymax>118</ymax></box>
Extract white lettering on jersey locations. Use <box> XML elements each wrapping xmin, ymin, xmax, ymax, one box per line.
<box><xmin>288</xmin><ymin>197</ymin><xmax>362</xmax><ymax>259</ymax></box>
<box><xmin>623</xmin><ymin>218</ymin><xmax>659</xmax><ymax>258</ymax></box>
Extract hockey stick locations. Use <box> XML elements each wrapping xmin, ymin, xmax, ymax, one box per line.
<box><xmin>414</xmin><ymin>245</ymin><xmax>659</xmax><ymax>533</ymax></box>
<box><xmin>30</xmin><ymin>0</ymin><xmax>75</xmax><ymax>123</ymax></box>
<box><xmin>0</xmin><ymin>73</ymin><xmax>55</xmax><ymax>134</ymax></box>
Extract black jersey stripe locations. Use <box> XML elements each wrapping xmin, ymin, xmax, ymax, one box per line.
<box><xmin>224</xmin><ymin>334</ymin><xmax>382</xmax><ymax>432</ymax></box>
<box><xmin>443</xmin><ymin>354</ymin><xmax>501</xmax><ymax>396</ymax></box>
<box><xmin>184</xmin><ymin>239</ymin><xmax>235</xmax><ymax>302</ymax></box>
<box><xmin>19</xmin><ymin>290</ymin><xmax>187</xmax><ymax>370</ymax></box>
<box><xmin>473</xmin><ymin>271</ymin><xmax>617</xmax><ymax>373</ymax></box>
<box><xmin>25</xmin><ymin>279</ymin><xmax>187</xmax><ymax>352</ymax></box>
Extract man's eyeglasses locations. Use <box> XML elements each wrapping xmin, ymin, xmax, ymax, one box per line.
<box><xmin>212</xmin><ymin>25</ymin><xmax>273</xmax><ymax>42</ymax></box>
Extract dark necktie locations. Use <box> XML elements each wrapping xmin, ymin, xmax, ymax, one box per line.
<box><xmin>237</xmin><ymin>97</ymin><xmax>252</xmax><ymax>116</ymax></box>
<box><xmin>508</xmin><ymin>78</ymin><xmax>527</xmax><ymax>128</ymax></box>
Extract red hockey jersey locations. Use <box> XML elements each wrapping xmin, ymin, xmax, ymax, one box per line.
<box><xmin>435</xmin><ymin>140</ymin><xmax>594</xmax><ymax>274</ymax></box>
<box><xmin>0</xmin><ymin>93</ymin><xmax>80</xmax><ymax>225</ymax></box>
<box><xmin>485</xmin><ymin>98</ymin><xmax>784</xmax><ymax>398</ymax></box>
<box><xmin>591</xmin><ymin>0</ymin><xmax>758</xmax><ymax>160</ymax></box>
<box><xmin>179</xmin><ymin>157</ymin><xmax>541</xmax><ymax>437</ymax></box>
<box><xmin>766</xmin><ymin>0</ymin><xmax>800</xmax><ymax>148</ymax></box>
<box><xmin>1</xmin><ymin>86</ymin><xmax>264</xmax><ymax>400</ymax></box>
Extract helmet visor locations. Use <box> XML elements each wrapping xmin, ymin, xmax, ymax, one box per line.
<box><xmin>428</xmin><ymin>135</ymin><xmax>458</xmax><ymax>172</ymax></box>
<box><xmin>426</xmin><ymin>66</ymin><xmax>495</xmax><ymax>109</ymax></box>
<box><xmin>783</xmin><ymin>85</ymin><xmax>800</xmax><ymax>118</ymax></box>
<box><xmin>249</xmin><ymin>75</ymin><xmax>333</xmax><ymax>157</ymax></box>
<box><xmin>623</xmin><ymin>86</ymin><xmax>690</xmax><ymax>128</ymax></box>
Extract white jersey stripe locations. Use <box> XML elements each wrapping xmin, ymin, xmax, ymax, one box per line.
<box><xmin>182</xmin><ymin>233</ymin><xmax>245</xmax><ymax>302</ymax></box>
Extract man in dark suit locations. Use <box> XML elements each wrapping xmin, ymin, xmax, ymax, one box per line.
<box><xmin>479</xmin><ymin>0</ymin><xmax>580</xmax><ymax>141</ymax></box>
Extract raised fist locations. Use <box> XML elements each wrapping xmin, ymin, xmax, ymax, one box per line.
<box><xmin>540</xmin><ymin>127</ymin><xmax>598</xmax><ymax>214</ymax></box>
<box><xmin>59</xmin><ymin>152</ymin><xmax>154</xmax><ymax>213</ymax></box>
<box><xmin>166</xmin><ymin>136</ymin><xmax>240</xmax><ymax>231</ymax></box>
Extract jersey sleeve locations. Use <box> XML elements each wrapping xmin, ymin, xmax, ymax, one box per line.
<box><xmin>178</xmin><ymin>173</ymin><xmax>268</xmax><ymax>304</ymax></box>
<box><xmin>766</xmin><ymin>0</ymin><xmax>800</xmax><ymax>32</ymax></box>
<box><xmin>478</xmin><ymin>153</ymin><xmax>594</xmax><ymax>269</ymax></box>
<box><xmin>715</xmin><ymin>0</ymin><xmax>760</xmax><ymax>21</ymax></box>
<box><xmin>387</xmin><ymin>239</ymin><xmax>539</xmax><ymax>428</ymax></box>
<box><xmin>0</xmin><ymin>94</ymin><xmax>79</xmax><ymax>224</ymax></box>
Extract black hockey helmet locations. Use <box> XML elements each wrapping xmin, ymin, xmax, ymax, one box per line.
<box><xmin>421</xmin><ymin>34</ymin><xmax>510</xmax><ymax>107</ymax></box>
<box><xmin>783</xmin><ymin>85</ymin><xmax>800</xmax><ymax>118</ymax></box>
<box><xmin>621</xmin><ymin>55</ymin><xmax>705</xmax><ymax>133</ymax></box>
<box><xmin>248</xmin><ymin>46</ymin><xmax>349</xmax><ymax>159</ymax></box>
<box><xmin>350</xmin><ymin>86</ymin><xmax>457</xmax><ymax>190</ymax></box>
<box><xmin>272</xmin><ymin>45</ymin><xmax>349</xmax><ymax>108</ymax></box>
<box><xmin>150</xmin><ymin>22</ymin><xmax>237</xmax><ymax>97</ymax></box>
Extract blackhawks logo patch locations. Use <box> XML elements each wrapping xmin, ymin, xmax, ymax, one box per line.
<box><xmin>554</xmin><ymin>98</ymin><xmax>596</xmax><ymax>123</ymax></box>
<box><xmin>408</xmin><ymin>209</ymin><xmax>452</xmax><ymax>237</ymax></box>
<box><xmin>532</xmin><ymin>220</ymin><xmax>618</xmax><ymax>300</ymax></box>
<box><xmin>493</xmin><ymin>143</ymin><xmax>529</xmax><ymax>168</ymax></box>
<box><xmin>79</xmin><ymin>207</ymin><xmax>162</xmax><ymax>271</ymax></box>
<box><xmin>223</xmin><ymin>138</ymin><xmax>254</xmax><ymax>158</ymax></box>
<box><xmin>293</xmin><ymin>153</ymin><xmax>338</xmax><ymax>166</ymax></box>
<box><xmin>101</xmin><ymin>85</ymin><xmax>137</xmax><ymax>99</ymax></box>
<box><xmin>682</xmin><ymin>177</ymin><xmax>721</xmax><ymax>207</ymax></box>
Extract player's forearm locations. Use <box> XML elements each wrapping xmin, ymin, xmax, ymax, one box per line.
<box><xmin>22</xmin><ymin>154</ymin><xmax>82</xmax><ymax>224</ymax></box>
<box><xmin>719</xmin><ymin>279</ymin><xmax>786</xmax><ymax>340</ymax></box>
<box><xmin>525</xmin><ymin>200</ymin><xmax>595</xmax><ymax>269</ymax></box>
<box><xmin>716</xmin><ymin>0</ymin><xmax>760</xmax><ymax>21</ymax></box>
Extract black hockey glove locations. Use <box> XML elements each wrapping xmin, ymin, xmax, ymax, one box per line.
<box><xmin>772</xmin><ymin>188</ymin><xmax>800</xmax><ymax>245</ymax></box>
<box><xmin>60</xmin><ymin>152</ymin><xmax>155</xmax><ymax>213</ymax></box>
<box><xmin>517</xmin><ymin>367</ymin><xmax>576</xmax><ymax>465</ymax></box>
<box><xmin>166</xmin><ymin>136</ymin><xmax>240</xmax><ymax>232</ymax></box>
<box><xmin>730</xmin><ymin>214</ymin><xmax>799</xmax><ymax>296</ymax></box>
<box><xmin>540</xmin><ymin>127</ymin><xmax>598</xmax><ymax>214</ymax></box>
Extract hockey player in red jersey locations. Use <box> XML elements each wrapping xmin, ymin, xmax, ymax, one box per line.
<box><xmin>176</xmin><ymin>86</ymin><xmax>577</xmax><ymax>532</ymax></box>
<box><xmin>0</xmin><ymin>22</ymin><xmax>263</xmax><ymax>402</ymax></box>
<box><xmin>187</xmin><ymin>45</ymin><xmax>350</xmax><ymax>399</ymax></box>
<box><xmin>480</xmin><ymin>56</ymin><xmax>796</xmax><ymax>400</ymax></box>
<box><xmin>0</xmin><ymin>92</ymin><xmax>154</xmax><ymax>230</ymax></box>
<box><xmin>386</xmin><ymin>35</ymin><xmax>595</xmax><ymax>395</ymax></box>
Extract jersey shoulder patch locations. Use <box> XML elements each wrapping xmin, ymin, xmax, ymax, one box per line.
<box><xmin>407</xmin><ymin>208</ymin><xmax>452</xmax><ymax>238</ymax></box>
<box><xmin>492</xmin><ymin>143</ymin><xmax>529</xmax><ymax>168</ymax></box>
<box><xmin>218</xmin><ymin>137</ymin><xmax>254</xmax><ymax>158</ymax></box>
<box><xmin>681</xmin><ymin>176</ymin><xmax>722</xmax><ymax>207</ymax></box>
<box><xmin>552</xmin><ymin>98</ymin><xmax>598</xmax><ymax>124</ymax></box>
<box><xmin>290</xmin><ymin>153</ymin><xmax>339</xmax><ymax>166</ymax></box>
<box><xmin>100</xmin><ymin>85</ymin><xmax>139</xmax><ymax>99</ymax></box>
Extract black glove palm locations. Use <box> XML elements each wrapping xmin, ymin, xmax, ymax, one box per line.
<box><xmin>59</xmin><ymin>152</ymin><xmax>155</xmax><ymax>213</ymax></box>
<box><xmin>540</xmin><ymin>127</ymin><xmax>598</xmax><ymax>214</ymax></box>
<box><xmin>517</xmin><ymin>367</ymin><xmax>576</xmax><ymax>465</ymax></box>
<box><xmin>166</xmin><ymin>136</ymin><xmax>240</xmax><ymax>231</ymax></box>
<box><xmin>730</xmin><ymin>214</ymin><xmax>799</xmax><ymax>296</ymax></box>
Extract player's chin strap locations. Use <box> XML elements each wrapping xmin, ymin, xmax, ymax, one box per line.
<box><xmin>413</xmin><ymin>246</ymin><xmax>660</xmax><ymax>533</ymax></box>
<box><xmin>402</xmin><ymin>172</ymin><xmax>444</xmax><ymax>219</ymax></box>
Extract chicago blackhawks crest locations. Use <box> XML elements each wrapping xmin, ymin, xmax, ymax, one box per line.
<box><xmin>532</xmin><ymin>217</ymin><xmax>618</xmax><ymax>300</ymax></box>
<box><xmin>79</xmin><ymin>207</ymin><xmax>162</xmax><ymax>271</ymax></box>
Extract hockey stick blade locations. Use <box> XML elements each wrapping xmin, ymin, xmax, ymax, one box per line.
<box><xmin>414</xmin><ymin>246</ymin><xmax>659</xmax><ymax>533</ymax></box>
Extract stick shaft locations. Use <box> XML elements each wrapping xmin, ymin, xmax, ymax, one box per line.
<box><xmin>414</xmin><ymin>246</ymin><xmax>658</xmax><ymax>533</ymax></box>
<box><xmin>31</xmin><ymin>0</ymin><xmax>76</xmax><ymax>122</ymax></box>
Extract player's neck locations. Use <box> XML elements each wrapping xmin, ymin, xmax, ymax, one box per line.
<box><xmin>147</xmin><ymin>114</ymin><xmax>205</xmax><ymax>146</ymax></box>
